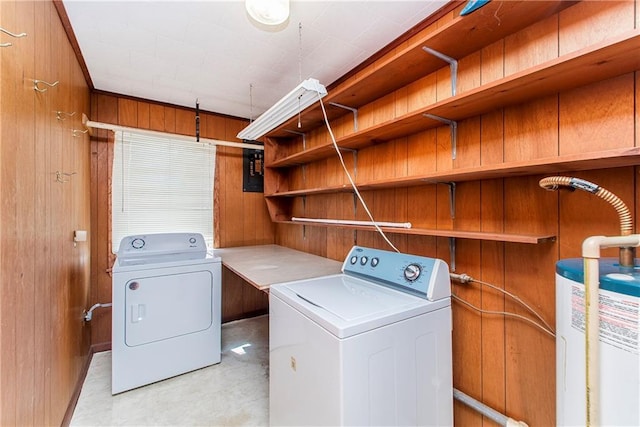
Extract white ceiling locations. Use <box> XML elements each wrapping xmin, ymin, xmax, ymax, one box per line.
<box><xmin>62</xmin><ymin>0</ymin><xmax>448</xmax><ymax>119</ymax></box>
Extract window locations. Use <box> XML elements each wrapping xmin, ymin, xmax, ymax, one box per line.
<box><xmin>112</xmin><ymin>131</ymin><xmax>216</xmax><ymax>250</ymax></box>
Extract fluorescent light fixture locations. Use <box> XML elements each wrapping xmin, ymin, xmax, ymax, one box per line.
<box><xmin>237</xmin><ymin>78</ymin><xmax>327</xmax><ymax>141</ymax></box>
<box><xmin>246</xmin><ymin>0</ymin><xmax>289</xmax><ymax>26</ymax></box>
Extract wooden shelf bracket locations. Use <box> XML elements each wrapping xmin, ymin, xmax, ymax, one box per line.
<box><xmin>329</xmin><ymin>102</ymin><xmax>359</xmax><ymax>132</ymax></box>
<box><xmin>422</xmin><ymin>46</ymin><xmax>458</xmax><ymax>96</ymax></box>
<box><xmin>425</xmin><ymin>113</ymin><xmax>458</xmax><ymax>159</ymax></box>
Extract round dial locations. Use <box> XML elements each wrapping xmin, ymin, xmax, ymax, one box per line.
<box><xmin>404</xmin><ymin>263</ymin><xmax>421</xmax><ymax>282</ymax></box>
<box><xmin>350</xmin><ymin>256</ymin><xmax>358</xmax><ymax>265</ymax></box>
<box><xmin>189</xmin><ymin>237</ymin><xmax>197</xmax><ymax>244</ymax></box>
<box><xmin>360</xmin><ymin>256</ymin><xmax>368</xmax><ymax>265</ymax></box>
<box><xmin>131</xmin><ymin>238</ymin><xmax>145</xmax><ymax>249</ymax></box>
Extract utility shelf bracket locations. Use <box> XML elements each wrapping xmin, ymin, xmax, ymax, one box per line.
<box><xmin>422</xmin><ymin>46</ymin><xmax>458</xmax><ymax>96</ymax></box>
<box><xmin>449</xmin><ymin>237</ymin><xmax>456</xmax><ymax>272</ymax></box>
<box><xmin>444</xmin><ymin>181</ymin><xmax>456</xmax><ymax>219</ymax></box>
<box><xmin>421</xmin><ymin>180</ymin><xmax>456</xmax><ymax>219</ymax></box>
<box><xmin>424</xmin><ymin>114</ymin><xmax>458</xmax><ymax>159</ymax></box>
<box><xmin>337</xmin><ymin>147</ymin><xmax>358</xmax><ymax>178</ymax></box>
<box><xmin>302</xmin><ymin>195</ymin><xmax>307</xmax><ymax>239</ymax></box>
<box><xmin>329</xmin><ymin>102</ymin><xmax>359</xmax><ymax>132</ymax></box>
<box><xmin>284</xmin><ymin>129</ymin><xmax>306</xmax><ymax>150</ymax></box>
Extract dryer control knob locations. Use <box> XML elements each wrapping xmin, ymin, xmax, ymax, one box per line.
<box><xmin>131</xmin><ymin>238</ymin><xmax>145</xmax><ymax>249</ymax></box>
<box><xmin>404</xmin><ymin>263</ymin><xmax>421</xmax><ymax>282</ymax></box>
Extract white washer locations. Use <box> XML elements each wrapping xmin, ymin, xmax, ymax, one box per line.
<box><xmin>269</xmin><ymin>246</ymin><xmax>453</xmax><ymax>426</ymax></box>
<box><xmin>111</xmin><ymin>233</ymin><xmax>221</xmax><ymax>394</ymax></box>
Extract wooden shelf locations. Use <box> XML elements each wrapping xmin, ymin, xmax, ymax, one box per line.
<box><xmin>266</xmin><ymin>147</ymin><xmax>640</xmax><ymax>197</ymax></box>
<box><xmin>263</xmin><ymin>4</ymin><xmax>639</xmax><ymax>248</ymax></box>
<box><xmin>266</xmin><ymin>1</ymin><xmax>576</xmax><ymax>138</ymax></box>
<box><xmin>275</xmin><ymin>220</ymin><xmax>555</xmax><ymax>244</ymax></box>
<box><xmin>268</xmin><ymin>30</ymin><xmax>640</xmax><ymax>168</ymax></box>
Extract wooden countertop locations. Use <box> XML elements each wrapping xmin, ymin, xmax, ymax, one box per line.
<box><xmin>215</xmin><ymin>244</ymin><xmax>343</xmax><ymax>291</ymax></box>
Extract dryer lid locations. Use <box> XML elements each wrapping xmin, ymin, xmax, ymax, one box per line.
<box><xmin>288</xmin><ymin>275</ymin><xmax>420</xmax><ymax>321</ymax></box>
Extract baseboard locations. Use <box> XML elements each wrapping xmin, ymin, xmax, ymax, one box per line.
<box><xmin>222</xmin><ymin>308</ymin><xmax>268</xmax><ymax>324</ymax></box>
<box><xmin>60</xmin><ymin>342</ymin><xmax>111</xmax><ymax>427</ymax></box>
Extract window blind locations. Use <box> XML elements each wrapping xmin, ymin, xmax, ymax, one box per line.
<box><xmin>112</xmin><ymin>131</ymin><xmax>216</xmax><ymax>250</ymax></box>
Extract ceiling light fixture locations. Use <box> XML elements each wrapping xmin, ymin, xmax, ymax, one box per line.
<box><xmin>245</xmin><ymin>0</ymin><xmax>290</xmax><ymax>26</ymax></box>
<box><xmin>237</xmin><ymin>78</ymin><xmax>327</xmax><ymax>141</ymax></box>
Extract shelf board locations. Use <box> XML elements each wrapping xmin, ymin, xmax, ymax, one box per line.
<box><xmin>266</xmin><ymin>147</ymin><xmax>640</xmax><ymax>197</ymax></box>
<box><xmin>275</xmin><ymin>220</ymin><xmax>555</xmax><ymax>244</ymax></box>
<box><xmin>268</xmin><ymin>30</ymin><xmax>640</xmax><ymax>168</ymax></box>
<box><xmin>266</xmin><ymin>1</ymin><xmax>576</xmax><ymax>138</ymax></box>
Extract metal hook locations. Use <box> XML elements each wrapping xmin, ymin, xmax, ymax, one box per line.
<box><xmin>0</xmin><ymin>27</ymin><xmax>27</xmax><ymax>47</ymax></box>
<box><xmin>33</xmin><ymin>79</ymin><xmax>59</xmax><ymax>93</ymax></box>
<box><xmin>72</xmin><ymin>129</ymin><xmax>88</xmax><ymax>137</ymax></box>
<box><xmin>55</xmin><ymin>171</ymin><xmax>77</xmax><ymax>183</ymax></box>
<box><xmin>55</xmin><ymin>111</ymin><xmax>76</xmax><ymax>121</ymax></box>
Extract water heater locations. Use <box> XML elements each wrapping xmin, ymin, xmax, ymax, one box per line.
<box><xmin>556</xmin><ymin>258</ymin><xmax>639</xmax><ymax>426</ymax></box>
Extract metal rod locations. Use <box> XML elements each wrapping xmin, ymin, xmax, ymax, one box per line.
<box><xmin>453</xmin><ymin>388</ymin><xmax>528</xmax><ymax>426</ymax></box>
<box><xmin>84</xmin><ymin>119</ymin><xmax>264</xmax><ymax>150</ymax></box>
<box><xmin>292</xmin><ymin>217</ymin><xmax>412</xmax><ymax>229</ymax></box>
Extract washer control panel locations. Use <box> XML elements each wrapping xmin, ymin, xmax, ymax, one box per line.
<box><xmin>117</xmin><ymin>232</ymin><xmax>207</xmax><ymax>265</ymax></box>
<box><xmin>342</xmin><ymin>246</ymin><xmax>451</xmax><ymax>301</ymax></box>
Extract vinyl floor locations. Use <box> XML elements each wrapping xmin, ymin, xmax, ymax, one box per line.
<box><xmin>70</xmin><ymin>315</ymin><xmax>269</xmax><ymax>426</ymax></box>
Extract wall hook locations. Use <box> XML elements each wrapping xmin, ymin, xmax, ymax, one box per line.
<box><xmin>72</xmin><ymin>129</ymin><xmax>89</xmax><ymax>137</ymax></box>
<box><xmin>55</xmin><ymin>171</ymin><xmax>77</xmax><ymax>183</ymax></box>
<box><xmin>55</xmin><ymin>111</ymin><xmax>76</xmax><ymax>121</ymax></box>
<box><xmin>0</xmin><ymin>27</ymin><xmax>27</xmax><ymax>47</ymax></box>
<box><xmin>33</xmin><ymin>79</ymin><xmax>59</xmax><ymax>93</ymax></box>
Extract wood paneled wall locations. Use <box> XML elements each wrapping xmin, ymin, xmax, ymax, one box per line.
<box><xmin>0</xmin><ymin>1</ymin><xmax>92</xmax><ymax>425</ymax></box>
<box><xmin>271</xmin><ymin>2</ymin><xmax>639</xmax><ymax>426</ymax></box>
<box><xmin>89</xmin><ymin>94</ymin><xmax>273</xmax><ymax>346</ymax></box>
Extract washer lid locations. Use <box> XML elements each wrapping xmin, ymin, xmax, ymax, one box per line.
<box><xmin>270</xmin><ymin>274</ymin><xmax>450</xmax><ymax>339</ymax></box>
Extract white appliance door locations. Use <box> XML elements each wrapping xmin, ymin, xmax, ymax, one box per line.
<box><xmin>124</xmin><ymin>270</ymin><xmax>213</xmax><ymax>346</ymax></box>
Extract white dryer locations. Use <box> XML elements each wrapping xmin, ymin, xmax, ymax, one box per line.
<box><xmin>269</xmin><ymin>245</ymin><xmax>453</xmax><ymax>426</ymax></box>
<box><xmin>111</xmin><ymin>233</ymin><xmax>221</xmax><ymax>394</ymax></box>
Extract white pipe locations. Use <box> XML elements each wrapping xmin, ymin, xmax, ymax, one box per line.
<box><xmin>291</xmin><ymin>217</ymin><xmax>412</xmax><ymax>229</ymax></box>
<box><xmin>83</xmin><ymin>118</ymin><xmax>264</xmax><ymax>151</ymax></box>
<box><xmin>84</xmin><ymin>302</ymin><xmax>113</xmax><ymax>321</ymax></box>
<box><xmin>453</xmin><ymin>388</ymin><xmax>528</xmax><ymax>426</ymax></box>
<box><xmin>581</xmin><ymin>234</ymin><xmax>640</xmax><ymax>427</ymax></box>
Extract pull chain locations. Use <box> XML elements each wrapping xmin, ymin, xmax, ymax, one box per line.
<box><xmin>298</xmin><ymin>22</ymin><xmax>303</xmax><ymax>128</ymax></box>
<box><xmin>298</xmin><ymin>22</ymin><xmax>303</xmax><ymax>83</ymax></box>
<box><xmin>249</xmin><ymin>83</ymin><xmax>254</xmax><ymax>123</ymax></box>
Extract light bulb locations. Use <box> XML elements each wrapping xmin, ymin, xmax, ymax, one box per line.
<box><xmin>246</xmin><ymin>0</ymin><xmax>289</xmax><ymax>26</ymax></box>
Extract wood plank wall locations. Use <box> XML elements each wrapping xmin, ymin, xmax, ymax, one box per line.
<box><xmin>0</xmin><ymin>1</ymin><xmax>92</xmax><ymax>425</ymax></box>
<box><xmin>271</xmin><ymin>2</ymin><xmax>639</xmax><ymax>426</ymax></box>
<box><xmin>89</xmin><ymin>94</ymin><xmax>273</xmax><ymax>346</ymax></box>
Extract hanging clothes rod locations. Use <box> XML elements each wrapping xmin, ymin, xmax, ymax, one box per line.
<box><xmin>82</xmin><ymin>115</ymin><xmax>263</xmax><ymax>151</ymax></box>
